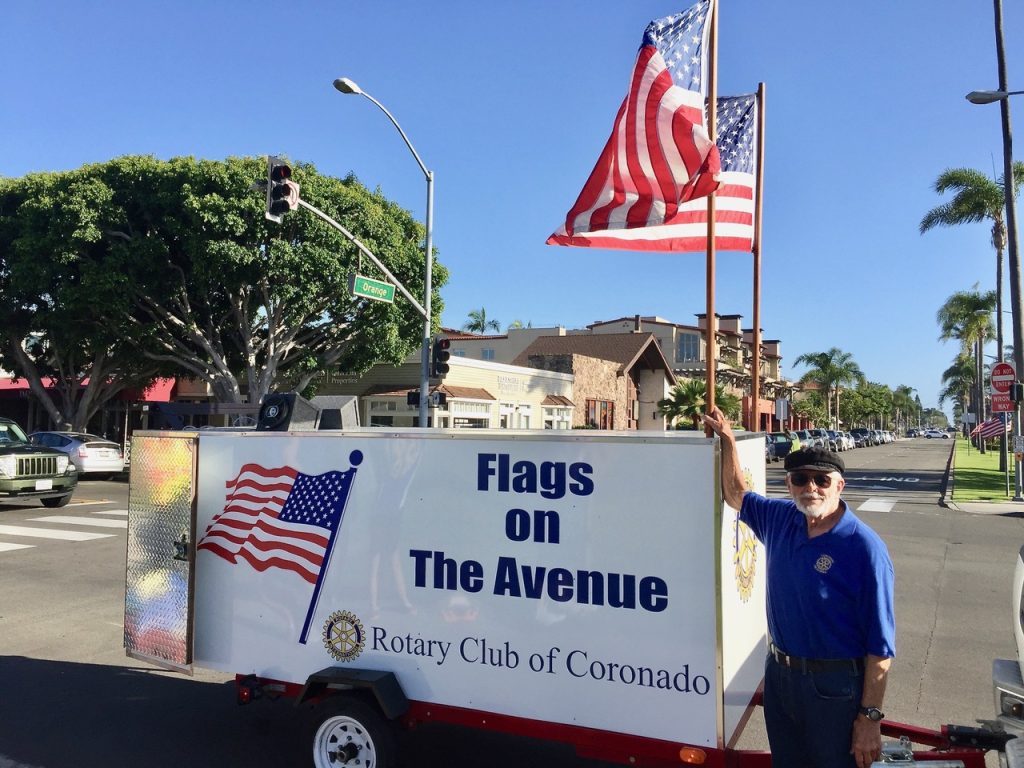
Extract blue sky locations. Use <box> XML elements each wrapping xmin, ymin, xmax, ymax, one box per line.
<box><xmin>4</xmin><ymin>1</ymin><xmax>1021</xmax><ymax>417</ymax></box>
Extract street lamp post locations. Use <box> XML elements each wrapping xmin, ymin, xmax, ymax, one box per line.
<box><xmin>333</xmin><ymin>77</ymin><xmax>435</xmax><ymax>428</ymax></box>
<box><xmin>966</xmin><ymin>0</ymin><xmax>1022</xmax><ymax>496</ymax></box>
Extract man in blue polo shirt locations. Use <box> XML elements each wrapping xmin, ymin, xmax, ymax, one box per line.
<box><xmin>704</xmin><ymin>407</ymin><xmax>895</xmax><ymax>768</ymax></box>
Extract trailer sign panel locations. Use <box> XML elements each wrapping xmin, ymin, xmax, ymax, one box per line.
<box><xmin>129</xmin><ymin>429</ymin><xmax>767</xmax><ymax>751</ymax></box>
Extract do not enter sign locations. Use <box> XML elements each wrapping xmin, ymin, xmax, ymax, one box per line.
<box><xmin>991</xmin><ymin>361</ymin><xmax>1017</xmax><ymax>394</ymax></box>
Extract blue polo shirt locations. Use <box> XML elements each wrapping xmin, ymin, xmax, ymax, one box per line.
<box><xmin>740</xmin><ymin>492</ymin><xmax>896</xmax><ymax>660</ymax></box>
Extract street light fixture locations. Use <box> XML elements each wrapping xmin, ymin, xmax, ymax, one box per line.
<box><xmin>333</xmin><ymin>77</ymin><xmax>435</xmax><ymax>428</ymax></box>
<box><xmin>966</xmin><ymin>89</ymin><xmax>1024</xmax><ymax>104</ymax></box>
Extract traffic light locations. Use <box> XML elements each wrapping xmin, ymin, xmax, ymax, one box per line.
<box><xmin>265</xmin><ymin>156</ymin><xmax>300</xmax><ymax>223</ymax></box>
<box><xmin>431</xmin><ymin>337</ymin><xmax>451</xmax><ymax>378</ymax></box>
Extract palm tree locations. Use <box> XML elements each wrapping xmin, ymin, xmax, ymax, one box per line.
<box><xmin>936</xmin><ymin>288</ymin><xmax>996</xmax><ymax>451</ymax></box>
<box><xmin>939</xmin><ymin>353</ymin><xmax>976</xmax><ymax>435</ymax></box>
<box><xmin>658</xmin><ymin>379</ymin><xmax>740</xmax><ymax>429</ymax></box>
<box><xmin>892</xmin><ymin>385</ymin><xmax>916</xmax><ymax>435</ymax></box>
<box><xmin>793</xmin><ymin>348</ymin><xmax>864</xmax><ymax>430</ymax></box>
<box><xmin>463</xmin><ymin>307</ymin><xmax>500</xmax><ymax>334</ymax></box>
<box><xmin>921</xmin><ymin>162</ymin><xmax>1024</xmax><ymax>366</ymax></box>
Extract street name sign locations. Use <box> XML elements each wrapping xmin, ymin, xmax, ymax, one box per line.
<box><xmin>991</xmin><ymin>361</ymin><xmax>1016</xmax><ymax>394</ymax></box>
<box><xmin>348</xmin><ymin>274</ymin><xmax>396</xmax><ymax>304</ymax></box>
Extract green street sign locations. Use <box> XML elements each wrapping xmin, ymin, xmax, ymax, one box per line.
<box><xmin>348</xmin><ymin>273</ymin><xmax>395</xmax><ymax>304</ymax></box>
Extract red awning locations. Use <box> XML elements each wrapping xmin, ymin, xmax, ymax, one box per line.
<box><xmin>0</xmin><ymin>376</ymin><xmax>176</xmax><ymax>402</ymax></box>
<box><xmin>0</xmin><ymin>376</ymin><xmax>57</xmax><ymax>391</ymax></box>
<box><xmin>140</xmin><ymin>378</ymin><xmax>175</xmax><ymax>402</ymax></box>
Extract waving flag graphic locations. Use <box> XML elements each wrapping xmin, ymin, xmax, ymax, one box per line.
<box><xmin>198</xmin><ymin>450</ymin><xmax>363</xmax><ymax>643</ymax></box>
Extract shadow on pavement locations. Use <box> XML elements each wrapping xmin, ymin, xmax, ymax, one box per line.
<box><xmin>0</xmin><ymin>656</ymin><xmax>617</xmax><ymax>768</ymax></box>
<box><xmin>0</xmin><ymin>656</ymin><xmax>305</xmax><ymax>768</ymax></box>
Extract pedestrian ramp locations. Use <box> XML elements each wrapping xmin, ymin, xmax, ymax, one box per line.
<box><xmin>0</xmin><ymin>508</ymin><xmax>129</xmax><ymax>554</ymax></box>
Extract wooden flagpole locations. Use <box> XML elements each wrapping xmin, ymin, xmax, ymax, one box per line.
<box><xmin>750</xmin><ymin>82</ymin><xmax>766</xmax><ymax>431</ymax></box>
<box><xmin>705</xmin><ymin>0</ymin><xmax>719</xmax><ymax>418</ymax></box>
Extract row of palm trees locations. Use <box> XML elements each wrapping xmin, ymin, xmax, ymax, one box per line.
<box><xmin>461</xmin><ymin>307</ymin><xmax>528</xmax><ymax>333</ymax></box>
<box><xmin>922</xmin><ymin>161</ymin><xmax>1023</xmax><ymax>464</ymax></box>
<box><xmin>656</xmin><ymin>350</ymin><xmax>921</xmax><ymax>433</ymax></box>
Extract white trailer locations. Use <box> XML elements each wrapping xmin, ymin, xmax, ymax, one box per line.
<box><xmin>124</xmin><ymin>427</ymin><xmax>1009</xmax><ymax>767</ymax></box>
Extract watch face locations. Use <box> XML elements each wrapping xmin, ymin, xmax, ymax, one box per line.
<box><xmin>862</xmin><ymin>707</ymin><xmax>884</xmax><ymax>721</ymax></box>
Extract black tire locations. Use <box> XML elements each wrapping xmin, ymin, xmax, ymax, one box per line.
<box><xmin>40</xmin><ymin>494</ymin><xmax>72</xmax><ymax>508</ymax></box>
<box><xmin>309</xmin><ymin>697</ymin><xmax>396</xmax><ymax>768</ymax></box>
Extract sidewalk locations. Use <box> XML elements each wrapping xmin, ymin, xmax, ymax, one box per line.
<box><xmin>942</xmin><ymin>436</ymin><xmax>1024</xmax><ymax>515</ymax></box>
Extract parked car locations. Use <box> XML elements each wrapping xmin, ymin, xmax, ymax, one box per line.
<box><xmin>768</xmin><ymin>431</ymin><xmax>795</xmax><ymax>459</ymax></box>
<box><xmin>787</xmin><ymin>431</ymin><xmax>802</xmax><ymax>451</ymax></box>
<box><xmin>0</xmin><ymin>418</ymin><xmax>78</xmax><ymax>507</ymax></box>
<box><xmin>806</xmin><ymin>428</ymin><xmax>836</xmax><ymax>451</ymax></box>
<box><xmin>29</xmin><ymin>431</ymin><xmax>126</xmax><ymax>477</ymax></box>
<box><xmin>850</xmin><ymin>427</ymin><xmax>870</xmax><ymax>446</ymax></box>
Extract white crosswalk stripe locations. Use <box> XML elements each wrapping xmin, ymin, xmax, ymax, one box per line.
<box><xmin>858</xmin><ymin>498</ymin><xmax>897</xmax><ymax>513</ymax></box>
<box><xmin>28</xmin><ymin>515</ymin><xmax>128</xmax><ymax>529</ymax></box>
<box><xmin>0</xmin><ymin>542</ymin><xmax>35</xmax><ymax>552</ymax></box>
<box><xmin>0</xmin><ymin>524</ymin><xmax>113</xmax><ymax>541</ymax></box>
<box><xmin>97</xmin><ymin>508</ymin><xmax>128</xmax><ymax>516</ymax></box>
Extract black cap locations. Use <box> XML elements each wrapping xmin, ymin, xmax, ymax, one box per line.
<box><xmin>784</xmin><ymin>447</ymin><xmax>845</xmax><ymax>475</ymax></box>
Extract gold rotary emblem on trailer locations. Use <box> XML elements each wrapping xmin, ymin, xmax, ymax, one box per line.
<box><xmin>733</xmin><ymin>468</ymin><xmax>757</xmax><ymax>602</ymax></box>
<box><xmin>322</xmin><ymin>610</ymin><xmax>365</xmax><ymax>662</ymax></box>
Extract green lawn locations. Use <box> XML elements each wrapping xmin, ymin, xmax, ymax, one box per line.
<box><xmin>951</xmin><ymin>435</ymin><xmax>1016</xmax><ymax>502</ymax></box>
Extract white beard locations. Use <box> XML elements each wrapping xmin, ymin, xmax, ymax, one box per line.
<box><xmin>794</xmin><ymin>495</ymin><xmax>827</xmax><ymax>519</ymax></box>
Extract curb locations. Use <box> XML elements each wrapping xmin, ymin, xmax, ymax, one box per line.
<box><xmin>940</xmin><ymin>439</ymin><xmax>958</xmax><ymax>510</ymax></box>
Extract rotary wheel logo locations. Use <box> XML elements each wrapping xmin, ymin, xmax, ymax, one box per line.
<box><xmin>733</xmin><ymin>513</ymin><xmax>757</xmax><ymax>603</ymax></box>
<box><xmin>322</xmin><ymin>610</ymin><xmax>365</xmax><ymax>662</ymax></box>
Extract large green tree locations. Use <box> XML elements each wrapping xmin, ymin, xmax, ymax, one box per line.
<box><xmin>0</xmin><ymin>170</ymin><xmax>166</xmax><ymax>429</ymax></box>
<box><xmin>921</xmin><ymin>162</ymin><xmax>1024</xmax><ymax>363</ymax></box>
<box><xmin>793</xmin><ymin>348</ymin><xmax>864</xmax><ymax>429</ymax></box>
<box><xmin>0</xmin><ymin>155</ymin><xmax>447</xmax><ymax>423</ymax></box>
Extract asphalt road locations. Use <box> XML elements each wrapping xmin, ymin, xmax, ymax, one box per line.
<box><xmin>0</xmin><ymin>440</ymin><xmax>1020</xmax><ymax>767</ymax></box>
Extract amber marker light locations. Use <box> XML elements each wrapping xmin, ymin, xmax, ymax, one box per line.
<box><xmin>678</xmin><ymin>746</ymin><xmax>707</xmax><ymax>764</ymax></box>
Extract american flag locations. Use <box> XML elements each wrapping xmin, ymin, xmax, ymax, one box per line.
<box><xmin>197</xmin><ymin>463</ymin><xmax>354</xmax><ymax>585</ymax></box>
<box><xmin>971</xmin><ymin>414</ymin><xmax>1010</xmax><ymax>439</ymax></box>
<box><xmin>547</xmin><ymin>2</ymin><xmax>721</xmax><ymax>246</ymax></box>
<box><xmin>549</xmin><ymin>93</ymin><xmax>758</xmax><ymax>252</ymax></box>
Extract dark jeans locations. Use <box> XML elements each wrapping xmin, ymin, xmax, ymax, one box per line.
<box><xmin>763</xmin><ymin>653</ymin><xmax>864</xmax><ymax>768</ymax></box>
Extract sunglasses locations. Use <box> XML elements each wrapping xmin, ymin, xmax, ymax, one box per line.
<box><xmin>788</xmin><ymin>471</ymin><xmax>834</xmax><ymax>488</ymax></box>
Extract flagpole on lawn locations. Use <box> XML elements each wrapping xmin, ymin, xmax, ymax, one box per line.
<box><xmin>750</xmin><ymin>82</ymin><xmax>766</xmax><ymax>432</ymax></box>
<box><xmin>705</xmin><ymin>0</ymin><xmax>719</xmax><ymax>420</ymax></box>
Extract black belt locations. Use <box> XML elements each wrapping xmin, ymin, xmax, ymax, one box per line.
<box><xmin>768</xmin><ymin>643</ymin><xmax>864</xmax><ymax>674</ymax></box>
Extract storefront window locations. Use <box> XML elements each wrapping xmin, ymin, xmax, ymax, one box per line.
<box><xmin>586</xmin><ymin>399</ymin><xmax>614</xmax><ymax>429</ymax></box>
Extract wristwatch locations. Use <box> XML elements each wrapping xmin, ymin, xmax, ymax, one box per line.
<box><xmin>858</xmin><ymin>706</ymin><xmax>884</xmax><ymax>722</ymax></box>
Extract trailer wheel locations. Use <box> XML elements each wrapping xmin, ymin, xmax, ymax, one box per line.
<box><xmin>310</xmin><ymin>697</ymin><xmax>396</xmax><ymax>768</ymax></box>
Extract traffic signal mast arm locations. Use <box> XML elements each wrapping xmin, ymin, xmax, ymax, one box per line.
<box><xmin>293</xmin><ymin>198</ymin><xmax>427</xmax><ymax>320</ymax></box>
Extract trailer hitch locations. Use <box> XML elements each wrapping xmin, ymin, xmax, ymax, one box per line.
<box><xmin>944</xmin><ymin>723</ymin><xmax>1017</xmax><ymax>752</ymax></box>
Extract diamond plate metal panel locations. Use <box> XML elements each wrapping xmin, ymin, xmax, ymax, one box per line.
<box><xmin>124</xmin><ymin>434</ymin><xmax>197</xmax><ymax>673</ymax></box>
